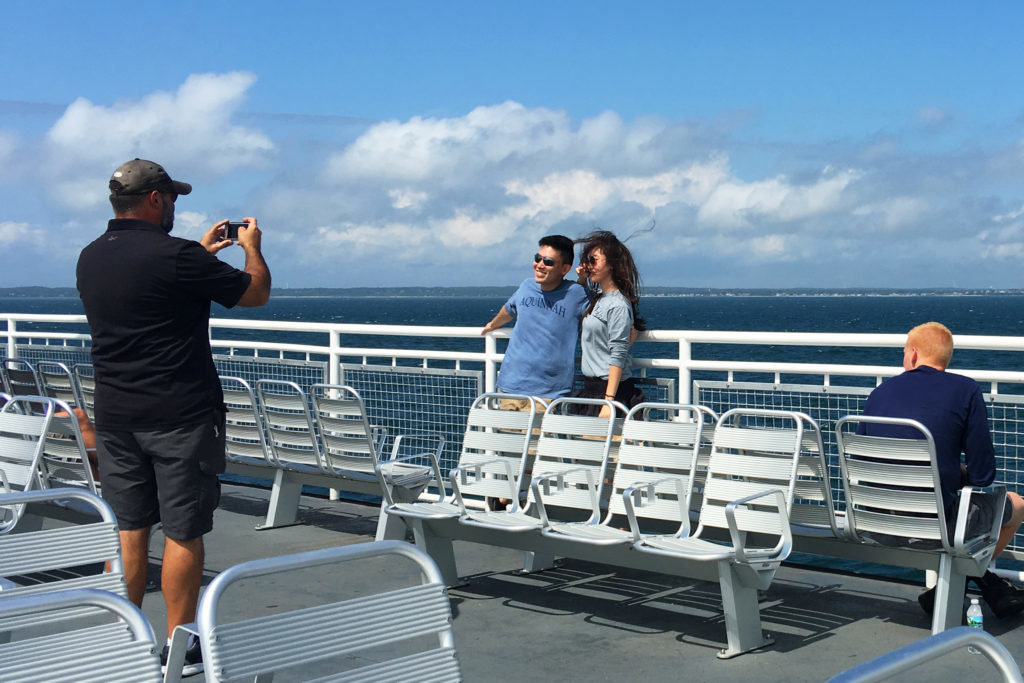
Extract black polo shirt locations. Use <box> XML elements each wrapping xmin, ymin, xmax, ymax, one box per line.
<box><xmin>76</xmin><ymin>219</ymin><xmax>252</xmax><ymax>431</ymax></box>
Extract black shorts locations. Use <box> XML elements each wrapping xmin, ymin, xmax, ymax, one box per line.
<box><xmin>95</xmin><ymin>412</ymin><xmax>226</xmax><ymax>541</ymax></box>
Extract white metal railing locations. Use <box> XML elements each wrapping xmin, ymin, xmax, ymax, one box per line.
<box><xmin>10</xmin><ymin>313</ymin><xmax>1024</xmax><ymax>395</ymax></box>
<box><xmin>8</xmin><ymin>312</ymin><xmax>1024</xmax><ymax>568</ymax></box>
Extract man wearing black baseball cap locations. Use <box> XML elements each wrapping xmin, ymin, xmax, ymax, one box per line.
<box><xmin>77</xmin><ymin>158</ymin><xmax>270</xmax><ymax>673</ymax></box>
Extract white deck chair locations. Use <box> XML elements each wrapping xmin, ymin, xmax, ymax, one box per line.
<box><xmin>165</xmin><ymin>540</ymin><xmax>461</xmax><ymax>683</ymax></box>
<box><xmin>0</xmin><ymin>395</ymin><xmax>55</xmax><ymax>532</ymax></box>
<box><xmin>0</xmin><ymin>488</ymin><xmax>127</xmax><ymax>634</ymax></box>
<box><xmin>72</xmin><ymin>363</ymin><xmax>96</xmax><ymax>421</ymax></box>
<box><xmin>383</xmin><ymin>392</ymin><xmax>542</xmax><ymax>522</ymax></box>
<box><xmin>220</xmin><ymin>376</ymin><xmax>276</xmax><ymax>470</ymax></box>
<box><xmin>0</xmin><ymin>588</ymin><xmax>162</xmax><ymax>683</ymax></box>
<box><xmin>0</xmin><ymin>358</ymin><xmax>43</xmax><ymax>397</ymax></box>
<box><xmin>836</xmin><ymin>415</ymin><xmax>1003</xmax><ymax>632</ymax></box>
<box><xmin>633</xmin><ymin>408</ymin><xmax>804</xmax><ymax>571</ymax></box>
<box><xmin>36</xmin><ymin>360</ymin><xmax>86</xmax><ymax>410</ymax></box>
<box><xmin>630</xmin><ymin>408</ymin><xmax>805</xmax><ymax>658</ymax></box>
<box><xmin>255</xmin><ymin>379</ymin><xmax>322</xmax><ymax>472</ymax></box>
<box><xmin>781</xmin><ymin>412</ymin><xmax>841</xmax><ymax>538</ymax></box>
<box><xmin>311</xmin><ymin>382</ymin><xmax>438</xmax><ymax>489</ymax></box>
<box><xmin>37</xmin><ymin>396</ymin><xmax>98</xmax><ymax>494</ymax></box>
<box><xmin>539</xmin><ymin>402</ymin><xmax>717</xmax><ymax>546</ymax></box>
<box><xmin>457</xmin><ymin>396</ymin><xmax>618</xmax><ymax>532</ymax></box>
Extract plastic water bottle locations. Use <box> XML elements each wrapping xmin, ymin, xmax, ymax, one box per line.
<box><xmin>966</xmin><ymin>598</ymin><xmax>983</xmax><ymax>654</ymax></box>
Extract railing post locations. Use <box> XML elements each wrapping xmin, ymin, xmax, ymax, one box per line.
<box><xmin>329</xmin><ymin>330</ymin><xmax>341</xmax><ymax>384</ymax></box>
<box><xmin>678</xmin><ymin>337</ymin><xmax>691</xmax><ymax>404</ymax></box>
<box><xmin>484</xmin><ymin>332</ymin><xmax>497</xmax><ymax>393</ymax></box>
<box><xmin>6</xmin><ymin>319</ymin><xmax>16</xmax><ymax>359</ymax></box>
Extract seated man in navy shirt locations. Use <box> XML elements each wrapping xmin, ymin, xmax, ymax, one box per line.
<box><xmin>862</xmin><ymin>321</ymin><xmax>1024</xmax><ymax>618</ymax></box>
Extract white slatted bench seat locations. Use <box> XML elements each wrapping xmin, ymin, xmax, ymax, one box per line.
<box><xmin>539</xmin><ymin>402</ymin><xmax>717</xmax><ymax>546</ymax></box>
<box><xmin>164</xmin><ymin>540</ymin><xmax>460</xmax><ymax>683</ymax></box>
<box><xmin>0</xmin><ymin>488</ymin><xmax>127</xmax><ymax>635</ymax></box>
<box><xmin>399</xmin><ymin>402</ymin><xmax>807</xmax><ymax>659</ymax></box>
<box><xmin>790</xmin><ymin>415</ymin><xmax>1003</xmax><ymax>635</ymax></box>
<box><xmin>380</xmin><ymin>393</ymin><xmax>543</xmax><ymax>523</ymax></box>
<box><xmin>245</xmin><ymin>380</ymin><xmax>440</xmax><ymax>538</ymax></box>
<box><xmin>0</xmin><ymin>588</ymin><xmax>162</xmax><ymax>683</ymax></box>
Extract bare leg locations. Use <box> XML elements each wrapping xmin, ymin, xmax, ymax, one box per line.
<box><xmin>996</xmin><ymin>491</ymin><xmax>1024</xmax><ymax>557</ymax></box>
<box><xmin>119</xmin><ymin>527</ymin><xmax>152</xmax><ymax>607</ymax></box>
<box><xmin>72</xmin><ymin>408</ymin><xmax>99</xmax><ymax>480</ymax></box>
<box><xmin>162</xmin><ymin>536</ymin><xmax>204</xmax><ymax>635</ymax></box>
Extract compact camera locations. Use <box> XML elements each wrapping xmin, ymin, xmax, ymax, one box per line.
<box><xmin>225</xmin><ymin>221</ymin><xmax>247</xmax><ymax>242</ymax></box>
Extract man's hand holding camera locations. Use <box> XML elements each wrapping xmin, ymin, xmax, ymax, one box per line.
<box><xmin>201</xmin><ymin>218</ymin><xmax>261</xmax><ymax>256</ymax></box>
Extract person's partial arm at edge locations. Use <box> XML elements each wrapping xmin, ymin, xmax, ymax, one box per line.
<box><xmin>963</xmin><ymin>384</ymin><xmax>996</xmax><ymax>487</ymax></box>
<box><xmin>234</xmin><ymin>217</ymin><xmax>271</xmax><ymax>307</ymax></box>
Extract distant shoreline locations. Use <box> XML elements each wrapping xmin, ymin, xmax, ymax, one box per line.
<box><xmin>4</xmin><ymin>286</ymin><xmax>1024</xmax><ymax>299</ymax></box>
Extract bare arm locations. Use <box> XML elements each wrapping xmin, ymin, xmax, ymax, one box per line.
<box><xmin>599</xmin><ymin>365</ymin><xmax>623</xmax><ymax>418</ymax></box>
<box><xmin>481</xmin><ymin>307</ymin><xmax>513</xmax><ymax>334</ymax></box>
<box><xmin>235</xmin><ymin>217</ymin><xmax>271</xmax><ymax>307</ymax></box>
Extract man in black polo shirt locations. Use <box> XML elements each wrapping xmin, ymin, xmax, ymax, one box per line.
<box><xmin>77</xmin><ymin>159</ymin><xmax>270</xmax><ymax>670</ymax></box>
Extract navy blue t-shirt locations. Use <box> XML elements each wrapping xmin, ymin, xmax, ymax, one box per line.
<box><xmin>860</xmin><ymin>365</ymin><xmax>995</xmax><ymax>512</ymax></box>
<box><xmin>77</xmin><ymin>219</ymin><xmax>251</xmax><ymax>431</ymax></box>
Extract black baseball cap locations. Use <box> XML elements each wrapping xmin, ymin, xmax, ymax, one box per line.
<box><xmin>109</xmin><ymin>158</ymin><xmax>192</xmax><ymax>196</ymax></box>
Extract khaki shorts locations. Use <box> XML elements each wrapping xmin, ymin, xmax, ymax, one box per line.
<box><xmin>497</xmin><ymin>396</ymin><xmax>548</xmax><ymax>413</ymax></box>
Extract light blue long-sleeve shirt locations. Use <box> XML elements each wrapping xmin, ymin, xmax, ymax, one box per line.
<box><xmin>580</xmin><ymin>289</ymin><xmax>633</xmax><ymax>380</ymax></box>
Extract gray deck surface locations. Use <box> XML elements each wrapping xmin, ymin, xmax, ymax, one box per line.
<box><xmin>136</xmin><ymin>483</ymin><xmax>1024</xmax><ymax>682</ymax></box>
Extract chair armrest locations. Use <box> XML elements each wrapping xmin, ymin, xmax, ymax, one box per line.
<box><xmin>376</xmin><ymin>432</ymin><xmax>447</xmax><ymax>504</ymax></box>
<box><xmin>952</xmin><ymin>484</ymin><xmax>1006</xmax><ymax>552</ymax></box>
<box><xmin>450</xmin><ymin>457</ymin><xmax>519</xmax><ymax>513</ymax></box>
<box><xmin>531</xmin><ymin>467</ymin><xmax>600</xmax><ymax>527</ymax></box>
<box><xmin>163</xmin><ymin>621</ymin><xmax>200</xmax><ymax>683</ymax></box>
<box><xmin>725</xmin><ymin>488</ymin><xmax>792</xmax><ymax>564</ymax></box>
<box><xmin>621</xmin><ymin>476</ymin><xmax>691</xmax><ymax>542</ymax></box>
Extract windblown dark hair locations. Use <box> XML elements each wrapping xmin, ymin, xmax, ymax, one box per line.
<box><xmin>576</xmin><ymin>230</ymin><xmax>647</xmax><ymax>331</ymax></box>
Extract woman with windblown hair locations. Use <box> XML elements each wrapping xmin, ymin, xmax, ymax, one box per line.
<box><xmin>573</xmin><ymin>230</ymin><xmax>647</xmax><ymax>417</ymax></box>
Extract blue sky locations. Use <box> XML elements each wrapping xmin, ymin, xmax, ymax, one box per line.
<box><xmin>3</xmin><ymin>1</ymin><xmax>1024</xmax><ymax>288</ymax></box>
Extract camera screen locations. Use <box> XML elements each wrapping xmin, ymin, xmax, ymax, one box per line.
<box><xmin>226</xmin><ymin>222</ymin><xmax>245</xmax><ymax>240</ymax></box>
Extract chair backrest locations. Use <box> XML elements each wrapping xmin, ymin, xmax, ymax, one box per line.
<box><xmin>38</xmin><ymin>396</ymin><xmax>98</xmax><ymax>494</ymax></box>
<box><xmin>610</xmin><ymin>403</ymin><xmax>717</xmax><ymax>528</ymax></box>
<box><xmin>785</xmin><ymin>413</ymin><xmax>840</xmax><ymax>536</ymax></box>
<box><xmin>835</xmin><ymin>415</ymin><xmax>951</xmax><ymax>549</ymax></box>
<box><xmin>310</xmin><ymin>383</ymin><xmax>383</xmax><ymax>475</ymax></box>
<box><xmin>526</xmin><ymin>397</ymin><xmax>617</xmax><ymax>519</ymax></box>
<box><xmin>451</xmin><ymin>393</ymin><xmax>542</xmax><ymax>503</ymax></box>
<box><xmin>0</xmin><ymin>588</ymin><xmax>161</xmax><ymax>683</ymax></box>
<box><xmin>1</xmin><ymin>359</ymin><xmax>42</xmax><ymax>397</ymax></box>
<box><xmin>196</xmin><ymin>540</ymin><xmax>460</xmax><ymax>682</ymax></box>
<box><xmin>0</xmin><ymin>396</ymin><xmax>54</xmax><ymax>531</ymax></box>
<box><xmin>220</xmin><ymin>376</ymin><xmax>275</xmax><ymax>467</ymax></box>
<box><xmin>72</xmin><ymin>363</ymin><xmax>96</xmax><ymax>420</ymax></box>
<box><xmin>36</xmin><ymin>361</ymin><xmax>85</xmax><ymax>409</ymax></box>
<box><xmin>695</xmin><ymin>408</ymin><xmax>805</xmax><ymax>537</ymax></box>
<box><xmin>0</xmin><ymin>489</ymin><xmax>127</xmax><ymax>634</ymax></box>
<box><xmin>255</xmin><ymin>379</ymin><xmax>322</xmax><ymax>471</ymax></box>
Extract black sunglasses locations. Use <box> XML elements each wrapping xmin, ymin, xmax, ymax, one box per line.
<box><xmin>533</xmin><ymin>253</ymin><xmax>557</xmax><ymax>267</ymax></box>
<box><xmin>581</xmin><ymin>253</ymin><xmax>596</xmax><ymax>266</ymax></box>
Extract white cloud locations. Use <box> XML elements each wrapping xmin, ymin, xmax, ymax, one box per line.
<box><xmin>852</xmin><ymin>197</ymin><xmax>929</xmax><ymax>230</ymax></box>
<box><xmin>697</xmin><ymin>168</ymin><xmax>860</xmax><ymax>229</ymax></box>
<box><xmin>0</xmin><ymin>221</ymin><xmax>37</xmax><ymax>247</ymax></box>
<box><xmin>7</xmin><ymin>75</ymin><xmax>1024</xmax><ymax>288</ymax></box>
<box><xmin>39</xmin><ymin>72</ymin><xmax>274</xmax><ymax>212</ymax></box>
